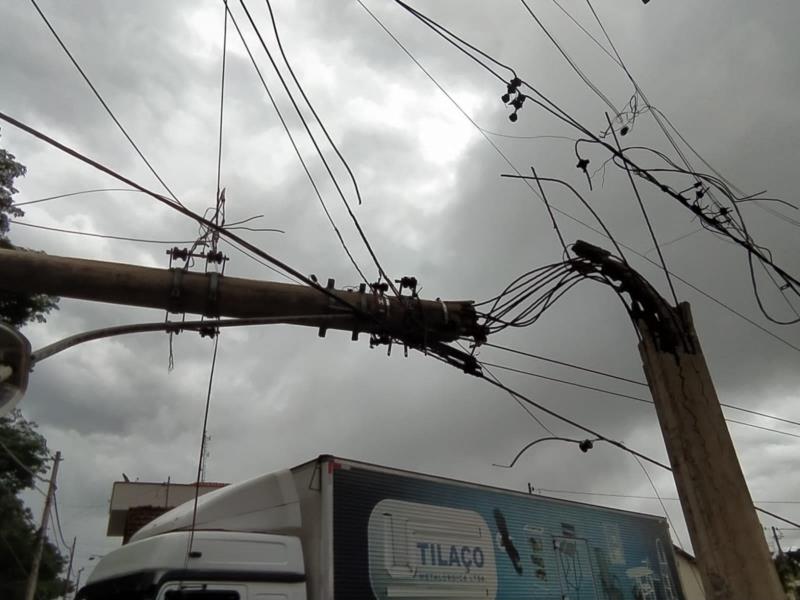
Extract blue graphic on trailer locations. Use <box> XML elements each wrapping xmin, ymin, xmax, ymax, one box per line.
<box><xmin>333</xmin><ymin>466</ymin><xmax>684</xmax><ymax>600</ymax></box>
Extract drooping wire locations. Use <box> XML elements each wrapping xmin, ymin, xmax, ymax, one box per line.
<box><xmin>518</xmin><ymin>0</ymin><xmax>620</xmax><ymax>116</ymax></box>
<box><xmin>237</xmin><ymin>0</ymin><xmax>395</xmax><ymax>292</ymax></box>
<box><xmin>186</xmin><ymin>336</ymin><xmax>220</xmax><ymax>559</ymax></box>
<box><xmin>483</xmin><ymin>341</ymin><xmax>800</xmax><ymax>428</ymax></box>
<box><xmin>0</xmin><ymin>437</ymin><xmax>49</xmax><ymax>495</ymax></box>
<box><xmin>0</xmin><ymin>110</ymin><xmax>373</xmax><ymax>322</ymax></box>
<box><xmin>264</xmin><ymin>0</ymin><xmax>362</xmax><ymax>210</ymax></box>
<box><xmin>426</xmin><ymin>349</ymin><xmax>800</xmax><ymax>527</ymax></box>
<box><xmin>606</xmin><ymin>113</ymin><xmax>679</xmax><ymax>306</ymax></box>
<box><xmin>9</xmin><ymin>220</ymin><xmax>198</xmax><ymax>245</ymax></box>
<box><xmin>393</xmin><ymin>0</ymin><xmax>513</xmax><ymax>83</ymax></box>
<box><xmin>224</xmin><ymin>3</ymin><xmax>370</xmax><ymax>285</ymax></box>
<box><xmin>483</xmin><ymin>342</ymin><xmax>645</xmax><ymax>386</ymax></box>
<box><xmin>360</xmin><ymin>1</ymin><xmax>800</xmax><ymax>351</ymax></box>
<box><xmin>482</xmin><ymin>358</ymin><xmax>800</xmax><ymax>440</ymax></box>
<box><xmin>631</xmin><ymin>455</ymin><xmax>689</xmax><ymax>552</ymax></box>
<box><xmin>27</xmin><ymin>0</ymin><xmax>183</xmax><ymax>207</ymax></box>
<box><xmin>390</xmin><ymin>1</ymin><xmax>800</xmax><ymax>319</ymax></box>
<box><xmin>13</xmin><ymin>188</ymin><xmax>143</xmax><ymax>207</ymax></box>
<box><xmin>51</xmin><ymin>491</ymin><xmax>71</xmax><ymax>550</ymax></box>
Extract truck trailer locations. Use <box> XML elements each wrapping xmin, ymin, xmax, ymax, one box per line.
<box><xmin>78</xmin><ymin>455</ymin><xmax>685</xmax><ymax>600</ymax></box>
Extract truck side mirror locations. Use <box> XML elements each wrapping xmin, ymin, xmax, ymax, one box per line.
<box><xmin>0</xmin><ymin>324</ymin><xmax>31</xmax><ymax>416</ymax></box>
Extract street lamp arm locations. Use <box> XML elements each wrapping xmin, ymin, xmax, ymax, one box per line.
<box><xmin>493</xmin><ymin>436</ymin><xmax>600</xmax><ymax>468</ymax></box>
<box><xmin>30</xmin><ymin>315</ymin><xmax>336</xmax><ymax>364</ymax></box>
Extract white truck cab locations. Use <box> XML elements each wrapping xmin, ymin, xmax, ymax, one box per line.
<box><xmin>76</xmin><ymin>530</ymin><xmax>306</xmax><ymax>600</ymax></box>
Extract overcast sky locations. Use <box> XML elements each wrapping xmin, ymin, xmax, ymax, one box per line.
<box><xmin>2</xmin><ymin>0</ymin><xmax>799</xmax><ymax>587</ymax></box>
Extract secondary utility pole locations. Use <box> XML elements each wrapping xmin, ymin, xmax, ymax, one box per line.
<box><xmin>572</xmin><ymin>241</ymin><xmax>784</xmax><ymax>600</ymax></box>
<box><xmin>61</xmin><ymin>536</ymin><xmax>76</xmax><ymax>600</ymax></box>
<box><xmin>25</xmin><ymin>450</ymin><xmax>61</xmax><ymax>600</ymax></box>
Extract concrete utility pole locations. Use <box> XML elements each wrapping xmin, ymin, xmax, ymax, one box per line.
<box><xmin>572</xmin><ymin>241</ymin><xmax>784</xmax><ymax>600</ymax></box>
<box><xmin>25</xmin><ymin>451</ymin><xmax>61</xmax><ymax>600</ymax></box>
<box><xmin>61</xmin><ymin>536</ymin><xmax>76</xmax><ymax>600</ymax></box>
<box><xmin>0</xmin><ymin>249</ymin><xmax>483</xmax><ymax>351</ymax></box>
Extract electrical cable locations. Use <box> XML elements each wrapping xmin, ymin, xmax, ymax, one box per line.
<box><xmin>632</xmin><ymin>455</ymin><xmax>687</xmax><ymax>549</ymax></box>
<box><xmin>481</xmin><ymin>360</ymin><xmax>650</xmax><ymax>404</ymax></box>
<box><xmin>264</xmin><ymin>0</ymin><xmax>363</xmax><ymax>211</ymax></box>
<box><xmin>0</xmin><ymin>437</ymin><xmax>49</xmax><ymax>495</ymax></box>
<box><xmin>484</xmin><ymin>342</ymin><xmax>800</xmax><ymax>428</ymax></box>
<box><xmin>9</xmin><ymin>220</ymin><xmax>198</xmax><ymax>245</ymax></box>
<box><xmin>27</xmin><ymin>0</ymin><xmax>183</xmax><ymax>207</ymax></box>
<box><xmin>606</xmin><ymin>114</ymin><xmax>679</xmax><ymax>306</ymax></box>
<box><xmin>483</xmin><ymin>341</ymin><xmax>645</xmax><ymax>386</ymax></box>
<box><xmin>0</xmin><ymin>110</ymin><xmax>374</xmax><ymax>323</ymax></box>
<box><xmin>224</xmin><ymin>4</ymin><xmax>370</xmax><ymax>285</ymax></box>
<box><xmin>237</xmin><ymin>0</ymin><xmax>394</xmax><ymax>292</ymax></box>
<box><xmin>466</xmin><ymin>347</ymin><xmax>556</xmax><ymax>436</ymax></box>
<box><xmin>535</xmin><ymin>488</ymin><xmax>800</xmax><ymax>505</ymax></box>
<box><xmin>518</xmin><ymin>0</ymin><xmax>620</xmax><ymax>116</ymax></box>
<box><xmin>0</xmin><ymin>530</ymin><xmax>29</xmax><ymax>575</ymax></box>
<box><xmin>483</xmin><ymin>359</ymin><xmax>800</xmax><ymax>440</ymax></box>
<box><xmin>215</xmin><ymin>3</ymin><xmax>228</xmax><ymax>205</ymax></box>
<box><xmin>423</xmin><ymin>347</ymin><xmax>800</xmax><ymax>528</ymax></box>
<box><xmin>388</xmin><ymin>1</ymin><xmax>800</xmax><ymax>317</ymax></box>
<box><xmin>13</xmin><ymin>188</ymin><xmax>143</xmax><ymax>207</ymax></box>
<box><xmin>360</xmin><ymin>0</ymin><xmax>800</xmax><ymax>353</ymax></box>
<box><xmin>186</xmin><ymin>336</ymin><xmax>219</xmax><ymax>560</ymax></box>
<box><xmin>473</xmin><ymin>359</ymin><xmax>672</xmax><ymax>471</ymax></box>
<box><xmin>51</xmin><ymin>492</ymin><xmax>70</xmax><ymax>550</ymax></box>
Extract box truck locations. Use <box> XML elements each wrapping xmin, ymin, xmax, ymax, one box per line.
<box><xmin>77</xmin><ymin>455</ymin><xmax>685</xmax><ymax>599</ymax></box>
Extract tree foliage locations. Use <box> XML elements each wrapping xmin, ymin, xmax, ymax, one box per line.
<box><xmin>775</xmin><ymin>549</ymin><xmax>800</xmax><ymax>595</ymax></box>
<box><xmin>0</xmin><ymin>132</ymin><xmax>59</xmax><ymax>328</ymax></box>
<box><xmin>0</xmin><ymin>135</ymin><xmax>66</xmax><ymax>598</ymax></box>
<box><xmin>0</xmin><ymin>412</ymin><xmax>67</xmax><ymax>600</ymax></box>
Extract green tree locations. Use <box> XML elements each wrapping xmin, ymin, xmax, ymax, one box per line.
<box><xmin>0</xmin><ymin>132</ymin><xmax>59</xmax><ymax>328</ymax></box>
<box><xmin>0</xmin><ymin>134</ymin><xmax>66</xmax><ymax>599</ymax></box>
<box><xmin>775</xmin><ymin>549</ymin><xmax>800</xmax><ymax>597</ymax></box>
<box><xmin>0</xmin><ymin>411</ymin><xmax>67</xmax><ymax>599</ymax></box>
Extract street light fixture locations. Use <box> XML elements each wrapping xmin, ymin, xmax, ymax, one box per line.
<box><xmin>492</xmin><ymin>436</ymin><xmax>602</xmax><ymax>469</ymax></box>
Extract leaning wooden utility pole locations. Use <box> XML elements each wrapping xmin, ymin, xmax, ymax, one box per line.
<box><xmin>24</xmin><ymin>451</ymin><xmax>61</xmax><ymax>600</ymax></box>
<box><xmin>572</xmin><ymin>241</ymin><xmax>784</xmax><ymax>600</ymax></box>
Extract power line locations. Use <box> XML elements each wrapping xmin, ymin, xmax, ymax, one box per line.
<box><xmin>482</xmin><ymin>360</ymin><xmax>800</xmax><ymax>440</ymax></box>
<box><xmin>483</xmin><ymin>341</ymin><xmax>645</xmax><ymax>386</ymax></box>
<box><xmin>607</xmin><ymin>114</ymin><xmax>679</xmax><ymax>306</ymax></box>
<box><xmin>13</xmin><ymin>188</ymin><xmax>143</xmax><ymax>207</ymax></box>
<box><xmin>224</xmin><ymin>4</ymin><xmax>369</xmax><ymax>285</ymax></box>
<box><xmin>535</xmin><ymin>487</ymin><xmax>800</xmax><ymax>505</ymax></box>
<box><xmin>27</xmin><ymin>0</ymin><xmax>182</xmax><ymax>207</ymax></box>
<box><xmin>481</xmin><ymin>360</ymin><xmax>650</xmax><ymax>404</ymax></box>
<box><xmin>237</xmin><ymin>0</ymin><xmax>395</xmax><ymax>292</ymax></box>
<box><xmin>359</xmin><ymin>0</ymin><xmax>800</xmax><ymax>355</ymax></box>
<box><xmin>0</xmin><ymin>438</ymin><xmax>49</xmax><ymax>496</ymax></box>
<box><xmin>187</xmin><ymin>336</ymin><xmax>220</xmax><ymax>559</ymax></box>
<box><xmin>449</xmin><ymin>358</ymin><xmax>800</xmax><ymax>529</ymax></box>
<box><xmin>396</xmin><ymin>1</ymin><xmax>800</xmax><ymax>320</ymax></box>
<box><xmin>484</xmin><ymin>342</ymin><xmax>800</xmax><ymax>428</ymax></box>
<box><xmin>472</xmin><ymin>359</ymin><xmax>672</xmax><ymax>471</ymax></box>
<box><xmin>518</xmin><ymin>0</ymin><xmax>619</xmax><ymax>116</ymax></box>
<box><xmin>9</xmin><ymin>220</ymin><xmax>198</xmax><ymax>245</ymax></box>
<box><xmin>632</xmin><ymin>455</ymin><xmax>688</xmax><ymax>550</ymax></box>
<box><xmin>0</xmin><ymin>110</ymin><xmax>372</xmax><ymax>322</ymax></box>
<box><xmin>51</xmin><ymin>493</ymin><xmax>70</xmax><ymax>551</ymax></box>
